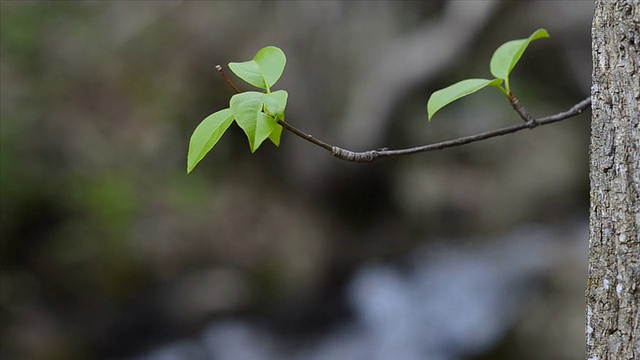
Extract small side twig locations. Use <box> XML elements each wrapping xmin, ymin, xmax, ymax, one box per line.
<box><xmin>214</xmin><ymin>64</ymin><xmax>333</xmax><ymax>152</ymax></box>
<box><xmin>216</xmin><ymin>65</ymin><xmax>241</xmax><ymax>94</ymax></box>
<box><xmin>215</xmin><ymin>64</ymin><xmax>591</xmax><ymax>163</ymax></box>
<box><xmin>508</xmin><ymin>93</ymin><xmax>537</xmax><ymax>126</ymax></box>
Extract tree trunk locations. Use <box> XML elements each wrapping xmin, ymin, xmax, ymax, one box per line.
<box><xmin>587</xmin><ymin>1</ymin><xmax>640</xmax><ymax>359</ymax></box>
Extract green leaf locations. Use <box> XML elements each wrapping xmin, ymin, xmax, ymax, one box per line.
<box><xmin>490</xmin><ymin>28</ymin><xmax>549</xmax><ymax>90</ymax></box>
<box><xmin>230</xmin><ymin>91</ymin><xmax>279</xmax><ymax>152</ymax></box>
<box><xmin>228</xmin><ymin>46</ymin><xmax>286</xmax><ymax>91</ymax></box>
<box><xmin>187</xmin><ymin>108</ymin><xmax>234</xmax><ymax>173</ymax></box>
<box><xmin>254</xmin><ymin>46</ymin><xmax>286</xmax><ymax>89</ymax></box>
<box><xmin>427</xmin><ymin>78</ymin><xmax>503</xmax><ymax>121</ymax></box>
<box><xmin>228</xmin><ymin>60</ymin><xmax>265</xmax><ymax>89</ymax></box>
<box><xmin>262</xmin><ymin>90</ymin><xmax>288</xmax><ymax>120</ymax></box>
<box><xmin>262</xmin><ymin>90</ymin><xmax>287</xmax><ymax>146</ymax></box>
<box><xmin>268</xmin><ymin>123</ymin><xmax>283</xmax><ymax>146</ymax></box>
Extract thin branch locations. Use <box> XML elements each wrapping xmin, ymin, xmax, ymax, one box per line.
<box><xmin>277</xmin><ymin>120</ymin><xmax>333</xmax><ymax>152</ymax></box>
<box><xmin>328</xmin><ymin>96</ymin><xmax>591</xmax><ymax>162</ymax></box>
<box><xmin>215</xmin><ymin>64</ymin><xmax>591</xmax><ymax>163</ymax></box>
<box><xmin>215</xmin><ymin>65</ymin><xmax>241</xmax><ymax>94</ymax></box>
<box><xmin>282</xmin><ymin>96</ymin><xmax>591</xmax><ymax>162</ymax></box>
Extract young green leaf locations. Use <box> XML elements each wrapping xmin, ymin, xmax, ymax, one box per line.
<box><xmin>254</xmin><ymin>46</ymin><xmax>286</xmax><ymax>89</ymax></box>
<box><xmin>187</xmin><ymin>108</ymin><xmax>235</xmax><ymax>173</ymax></box>
<box><xmin>262</xmin><ymin>90</ymin><xmax>287</xmax><ymax>146</ymax></box>
<box><xmin>427</xmin><ymin>78</ymin><xmax>503</xmax><ymax>121</ymax></box>
<box><xmin>230</xmin><ymin>91</ymin><xmax>279</xmax><ymax>152</ymax></box>
<box><xmin>228</xmin><ymin>60</ymin><xmax>265</xmax><ymax>90</ymax></box>
<box><xmin>268</xmin><ymin>123</ymin><xmax>283</xmax><ymax>146</ymax></box>
<box><xmin>262</xmin><ymin>90</ymin><xmax>288</xmax><ymax>120</ymax></box>
<box><xmin>228</xmin><ymin>46</ymin><xmax>286</xmax><ymax>91</ymax></box>
<box><xmin>490</xmin><ymin>28</ymin><xmax>549</xmax><ymax>91</ymax></box>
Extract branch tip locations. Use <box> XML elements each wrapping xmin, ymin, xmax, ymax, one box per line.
<box><xmin>216</xmin><ymin>65</ymin><xmax>241</xmax><ymax>94</ymax></box>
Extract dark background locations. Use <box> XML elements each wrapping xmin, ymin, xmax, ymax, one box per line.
<box><xmin>1</xmin><ymin>1</ymin><xmax>593</xmax><ymax>359</ymax></box>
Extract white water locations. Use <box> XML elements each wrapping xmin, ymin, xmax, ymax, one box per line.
<box><xmin>135</xmin><ymin>222</ymin><xmax>586</xmax><ymax>360</ymax></box>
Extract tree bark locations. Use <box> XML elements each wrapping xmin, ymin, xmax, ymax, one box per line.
<box><xmin>587</xmin><ymin>1</ymin><xmax>640</xmax><ymax>359</ymax></box>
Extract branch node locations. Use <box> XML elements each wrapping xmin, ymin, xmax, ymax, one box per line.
<box><xmin>331</xmin><ymin>147</ymin><xmax>379</xmax><ymax>162</ymax></box>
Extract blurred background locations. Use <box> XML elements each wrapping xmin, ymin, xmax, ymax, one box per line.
<box><xmin>1</xmin><ymin>1</ymin><xmax>593</xmax><ymax>359</ymax></box>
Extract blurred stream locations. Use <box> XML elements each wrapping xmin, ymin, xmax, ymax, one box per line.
<box><xmin>135</xmin><ymin>221</ymin><xmax>587</xmax><ymax>360</ymax></box>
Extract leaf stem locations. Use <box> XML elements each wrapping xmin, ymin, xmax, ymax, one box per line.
<box><xmin>496</xmin><ymin>85</ymin><xmax>510</xmax><ymax>97</ymax></box>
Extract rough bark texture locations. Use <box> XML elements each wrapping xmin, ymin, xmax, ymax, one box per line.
<box><xmin>587</xmin><ymin>1</ymin><xmax>640</xmax><ymax>359</ymax></box>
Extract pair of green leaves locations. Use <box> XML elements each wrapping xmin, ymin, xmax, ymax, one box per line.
<box><xmin>427</xmin><ymin>28</ymin><xmax>549</xmax><ymax>121</ymax></box>
<box><xmin>187</xmin><ymin>46</ymin><xmax>287</xmax><ymax>173</ymax></box>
